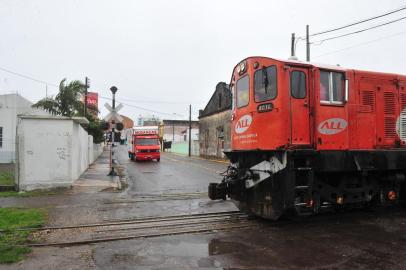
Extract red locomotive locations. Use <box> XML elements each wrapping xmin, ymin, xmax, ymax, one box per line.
<box><xmin>209</xmin><ymin>56</ymin><xmax>406</xmax><ymax>220</ymax></box>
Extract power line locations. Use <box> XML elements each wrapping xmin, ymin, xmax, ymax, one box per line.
<box><xmin>311</xmin><ymin>5</ymin><xmax>406</xmax><ymax>37</ymax></box>
<box><xmin>111</xmin><ymin>96</ymin><xmax>204</xmax><ymax>105</ymax></box>
<box><xmin>313</xmin><ymin>30</ymin><xmax>406</xmax><ymax>58</ymax></box>
<box><xmin>99</xmin><ymin>96</ymin><xmax>185</xmax><ymax>117</ymax></box>
<box><xmin>0</xmin><ymin>66</ymin><xmax>58</xmax><ymax>87</ymax></box>
<box><xmin>313</xmin><ymin>15</ymin><xmax>406</xmax><ymax>44</ymax></box>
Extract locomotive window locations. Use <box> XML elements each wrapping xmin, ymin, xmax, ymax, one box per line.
<box><xmin>320</xmin><ymin>71</ymin><xmax>330</xmax><ymax>102</ymax></box>
<box><xmin>254</xmin><ymin>66</ymin><xmax>277</xmax><ymax>102</ymax></box>
<box><xmin>290</xmin><ymin>71</ymin><xmax>306</xmax><ymax>99</ymax></box>
<box><xmin>236</xmin><ymin>75</ymin><xmax>249</xmax><ymax>108</ymax></box>
<box><xmin>332</xmin><ymin>72</ymin><xmax>345</xmax><ymax>102</ymax></box>
<box><xmin>320</xmin><ymin>70</ymin><xmax>345</xmax><ymax>104</ymax></box>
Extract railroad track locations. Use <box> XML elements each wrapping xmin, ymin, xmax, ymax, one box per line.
<box><xmin>103</xmin><ymin>192</ymin><xmax>209</xmax><ymax>204</ymax></box>
<box><xmin>21</xmin><ymin>211</ymin><xmax>255</xmax><ymax>247</ymax></box>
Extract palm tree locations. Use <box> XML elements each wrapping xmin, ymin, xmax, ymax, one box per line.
<box><xmin>33</xmin><ymin>78</ymin><xmax>105</xmax><ymax>143</ymax></box>
<box><xmin>33</xmin><ymin>79</ymin><xmax>86</xmax><ymax>117</ymax></box>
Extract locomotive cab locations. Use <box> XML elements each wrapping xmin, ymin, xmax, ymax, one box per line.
<box><xmin>231</xmin><ymin>57</ymin><xmax>316</xmax><ymax>151</ymax></box>
<box><xmin>209</xmin><ymin>56</ymin><xmax>406</xmax><ymax>220</ymax></box>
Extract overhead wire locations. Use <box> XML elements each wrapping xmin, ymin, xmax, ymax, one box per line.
<box><xmin>99</xmin><ymin>95</ymin><xmax>187</xmax><ymax>117</ymax></box>
<box><xmin>310</xmin><ymin>5</ymin><xmax>406</xmax><ymax>37</ymax></box>
<box><xmin>110</xmin><ymin>96</ymin><xmax>204</xmax><ymax>105</ymax></box>
<box><xmin>313</xmin><ymin>30</ymin><xmax>406</xmax><ymax>58</ymax></box>
<box><xmin>0</xmin><ymin>66</ymin><xmax>59</xmax><ymax>87</ymax></box>
<box><xmin>312</xmin><ymin>15</ymin><xmax>406</xmax><ymax>44</ymax></box>
<box><xmin>0</xmin><ymin>65</ymin><xmax>203</xmax><ymax>116</ymax></box>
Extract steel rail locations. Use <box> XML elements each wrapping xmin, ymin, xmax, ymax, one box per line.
<box><xmin>92</xmin><ymin>216</ymin><xmax>249</xmax><ymax>233</ymax></box>
<box><xmin>28</xmin><ymin>223</ymin><xmax>258</xmax><ymax>247</ymax></box>
<box><xmin>0</xmin><ymin>211</ymin><xmax>243</xmax><ymax>233</ymax></box>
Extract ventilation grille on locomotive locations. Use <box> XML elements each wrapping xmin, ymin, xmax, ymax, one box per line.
<box><xmin>384</xmin><ymin>92</ymin><xmax>396</xmax><ymax>139</ymax></box>
<box><xmin>361</xmin><ymin>90</ymin><xmax>375</xmax><ymax>112</ymax></box>
<box><xmin>400</xmin><ymin>93</ymin><xmax>406</xmax><ymax>141</ymax></box>
<box><xmin>384</xmin><ymin>92</ymin><xmax>396</xmax><ymax>114</ymax></box>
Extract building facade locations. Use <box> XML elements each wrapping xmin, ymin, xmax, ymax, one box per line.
<box><xmin>198</xmin><ymin>82</ymin><xmax>232</xmax><ymax>158</ymax></box>
<box><xmin>0</xmin><ymin>94</ymin><xmax>49</xmax><ymax>163</ymax></box>
<box><xmin>137</xmin><ymin>115</ymin><xmax>160</xmax><ymax>126</ymax></box>
<box><xmin>161</xmin><ymin>119</ymin><xmax>199</xmax><ymax>155</ymax></box>
<box><xmin>161</xmin><ymin>120</ymin><xmax>199</xmax><ymax>143</ymax></box>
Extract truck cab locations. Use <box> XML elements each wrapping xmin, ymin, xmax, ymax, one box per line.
<box><xmin>129</xmin><ymin>126</ymin><xmax>161</xmax><ymax>162</ymax></box>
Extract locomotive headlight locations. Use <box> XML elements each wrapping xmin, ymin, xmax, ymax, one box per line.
<box><xmin>240</xmin><ymin>61</ymin><xmax>246</xmax><ymax>72</ymax></box>
<box><xmin>236</xmin><ymin>60</ymin><xmax>247</xmax><ymax>75</ymax></box>
<box><xmin>236</xmin><ymin>65</ymin><xmax>241</xmax><ymax>73</ymax></box>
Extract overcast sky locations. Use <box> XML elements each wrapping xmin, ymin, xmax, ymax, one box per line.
<box><xmin>1</xmin><ymin>0</ymin><xmax>406</xmax><ymax>121</ymax></box>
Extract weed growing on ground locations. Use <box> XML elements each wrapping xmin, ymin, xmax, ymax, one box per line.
<box><xmin>0</xmin><ymin>171</ymin><xmax>14</xmax><ymax>186</ymax></box>
<box><xmin>0</xmin><ymin>208</ymin><xmax>47</xmax><ymax>264</ymax></box>
<box><xmin>0</xmin><ymin>187</ymin><xmax>66</xmax><ymax>198</ymax></box>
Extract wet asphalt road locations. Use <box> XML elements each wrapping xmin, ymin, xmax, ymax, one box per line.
<box><xmin>95</xmin><ymin>146</ymin><xmax>406</xmax><ymax>270</ymax></box>
<box><xmin>2</xmin><ymin>146</ymin><xmax>406</xmax><ymax>269</ymax></box>
<box><xmin>118</xmin><ymin>148</ymin><xmax>227</xmax><ymax>196</ymax></box>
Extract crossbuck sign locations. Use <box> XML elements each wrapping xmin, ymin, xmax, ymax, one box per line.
<box><xmin>103</xmin><ymin>103</ymin><xmax>124</xmax><ymax>122</ymax></box>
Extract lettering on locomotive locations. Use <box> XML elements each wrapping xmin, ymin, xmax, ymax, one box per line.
<box><xmin>235</xmin><ymin>114</ymin><xmax>252</xmax><ymax>134</ymax></box>
<box><xmin>317</xmin><ymin>118</ymin><xmax>348</xmax><ymax>135</ymax></box>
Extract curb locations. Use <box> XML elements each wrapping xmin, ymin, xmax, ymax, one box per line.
<box><xmin>163</xmin><ymin>152</ymin><xmax>229</xmax><ymax>164</ymax></box>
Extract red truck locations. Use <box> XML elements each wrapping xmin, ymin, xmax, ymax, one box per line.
<box><xmin>128</xmin><ymin>126</ymin><xmax>160</xmax><ymax>162</ymax></box>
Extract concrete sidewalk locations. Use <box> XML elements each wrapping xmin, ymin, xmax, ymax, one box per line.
<box><xmin>73</xmin><ymin>148</ymin><xmax>121</xmax><ymax>190</ymax></box>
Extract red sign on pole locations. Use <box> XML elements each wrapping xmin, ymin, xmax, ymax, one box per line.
<box><xmin>87</xmin><ymin>92</ymin><xmax>99</xmax><ymax>116</ymax></box>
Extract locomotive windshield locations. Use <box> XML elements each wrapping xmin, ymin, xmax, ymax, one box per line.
<box><xmin>254</xmin><ymin>66</ymin><xmax>277</xmax><ymax>102</ymax></box>
<box><xmin>236</xmin><ymin>75</ymin><xmax>249</xmax><ymax>108</ymax></box>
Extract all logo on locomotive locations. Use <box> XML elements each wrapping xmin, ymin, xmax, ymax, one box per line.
<box><xmin>209</xmin><ymin>56</ymin><xmax>406</xmax><ymax>220</ymax></box>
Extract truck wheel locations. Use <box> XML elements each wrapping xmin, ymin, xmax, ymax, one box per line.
<box><xmin>157</xmin><ymin>158</ymin><xmax>160</xmax><ymax>162</ymax></box>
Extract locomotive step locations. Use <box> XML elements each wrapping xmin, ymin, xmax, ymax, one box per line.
<box><xmin>295</xmin><ymin>185</ymin><xmax>309</xmax><ymax>190</ymax></box>
<box><xmin>295</xmin><ymin>167</ymin><xmax>313</xmax><ymax>171</ymax></box>
<box><xmin>294</xmin><ymin>202</ymin><xmax>308</xmax><ymax>206</ymax></box>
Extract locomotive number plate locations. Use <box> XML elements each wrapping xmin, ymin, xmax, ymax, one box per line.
<box><xmin>257</xmin><ymin>102</ymin><xmax>274</xmax><ymax>113</ymax></box>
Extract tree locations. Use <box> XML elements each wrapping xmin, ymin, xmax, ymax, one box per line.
<box><xmin>33</xmin><ymin>79</ymin><xmax>85</xmax><ymax>117</ymax></box>
<box><xmin>33</xmin><ymin>78</ymin><xmax>105</xmax><ymax>143</ymax></box>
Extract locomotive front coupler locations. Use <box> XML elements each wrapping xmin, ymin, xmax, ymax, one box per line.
<box><xmin>208</xmin><ymin>164</ymin><xmax>247</xmax><ymax>200</ymax></box>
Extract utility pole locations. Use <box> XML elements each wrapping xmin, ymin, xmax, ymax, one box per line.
<box><xmin>291</xmin><ymin>33</ymin><xmax>295</xmax><ymax>58</ymax></box>
<box><xmin>84</xmin><ymin>77</ymin><xmax>89</xmax><ymax>117</ymax></box>
<box><xmin>108</xmin><ymin>86</ymin><xmax>118</xmax><ymax>176</ymax></box>
<box><xmin>188</xmin><ymin>104</ymin><xmax>192</xmax><ymax>157</ymax></box>
<box><xmin>289</xmin><ymin>33</ymin><xmax>299</xmax><ymax>60</ymax></box>
<box><xmin>306</xmin><ymin>25</ymin><xmax>310</xmax><ymax>62</ymax></box>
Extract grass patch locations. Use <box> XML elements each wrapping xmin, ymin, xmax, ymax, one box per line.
<box><xmin>0</xmin><ymin>208</ymin><xmax>47</xmax><ymax>264</ymax></box>
<box><xmin>0</xmin><ymin>188</ymin><xmax>66</xmax><ymax>198</ymax></box>
<box><xmin>0</xmin><ymin>171</ymin><xmax>14</xmax><ymax>186</ymax></box>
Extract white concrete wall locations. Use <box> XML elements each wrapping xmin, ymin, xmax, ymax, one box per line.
<box><xmin>0</xmin><ymin>94</ymin><xmax>49</xmax><ymax>163</ymax></box>
<box><xmin>93</xmin><ymin>143</ymin><xmax>104</xmax><ymax>162</ymax></box>
<box><xmin>88</xmin><ymin>136</ymin><xmax>94</xmax><ymax>164</ymax></box>
<box><xmin>16</xmin><ymin>116</ymin><xmax>96</xmax><ymax>191</ymax></box>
